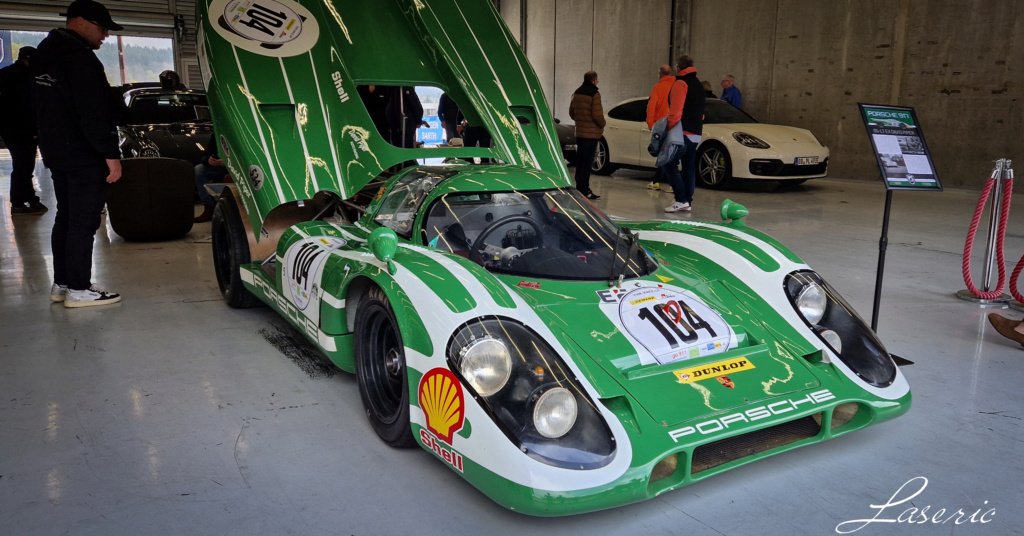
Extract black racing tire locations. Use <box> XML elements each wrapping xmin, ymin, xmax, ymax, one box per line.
<box><xmin>592</xmin><ymin>138</ymin><xmax>617</xmax><ymax>175</ymax></box>
<box><xmin>355</xmin><ymin>286</ymin><xmax>416</xmax><ymax>448</ymax></box>
<box><xmin>211</xmin><ymin>195</ymin><xmax>262</xmax><ymax>308</ymax></box>
<box><xmin>696</xmin><ymin>142</ymin><xmax>734</xmax><ymax>190</ymax></box>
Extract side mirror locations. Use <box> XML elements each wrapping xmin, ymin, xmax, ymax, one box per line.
<box><xmin>369</xmin><ymin>227</ymin><xmax>399</xmax><ymax>275</ymax></box>
<box><xmin>720</xmin><ymin>199</ymin><xmax>749</xmax><ymax>224</ymax></box>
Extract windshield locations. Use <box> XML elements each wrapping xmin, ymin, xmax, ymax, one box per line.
<box><xmin>421</xmin><ymin>188</ymin><xmax>655</xmax><ymax>281</ymax></box>
<box><xmin>704</xmin><ymin>99</ymin><xmax>758</xmax><ymax>124</ymax></box>
<box><xmin>128</xmin><ymin>93</ymin><xmax>209</xmax><ymax>124</ymax></box>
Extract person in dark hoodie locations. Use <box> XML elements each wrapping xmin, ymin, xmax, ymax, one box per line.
<box><xmin>0</xmin><ymin>46</ymin><xmax>45</xmax><ymax>215</ymax></box>
<box><xmin>32</xmin><ymin>0</ymin><xmax>124</xmax><ymax>307</ymax></box>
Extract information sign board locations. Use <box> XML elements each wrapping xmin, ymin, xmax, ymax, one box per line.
<box><xmin>859</xmin><ymin>104</ymin><xmax>942</xmax><ymax>191</ymax></box>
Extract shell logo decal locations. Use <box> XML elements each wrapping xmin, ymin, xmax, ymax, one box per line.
<box><xmin>418</xmin><ymin>368</ymin><xmax>465</xmax><ymax>444</ymax></box>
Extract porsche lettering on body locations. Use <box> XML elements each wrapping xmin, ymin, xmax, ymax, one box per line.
<box><xmin>668</xmin><ymin>389</ymin><xmax>837</xmax><ymax>442</ymax></box>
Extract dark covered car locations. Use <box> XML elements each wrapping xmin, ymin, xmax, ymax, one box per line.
<box><xmin>554</xmin><ymin>117</ymin><xmax>576</xmax><ymax>163</ymax></box>
<box><xmin>118</xmin><ymin>88</ymin><xmax>213</xmax><ymax>162</ymax></box>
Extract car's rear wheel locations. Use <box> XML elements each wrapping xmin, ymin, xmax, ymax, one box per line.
<box><xmin>697</xmin><ymin>142</ymin><xmax>733</xmax><ymax>189</ymax></box>
<box><xmin>211</xmin><ymin>195</ymin><xmax>262</xmax><ymax>308</ymax></box>
<box><xmin>592</xmin><ymin>138</ymin><xmax>616</xmax><ymax>175</ymax></box>
<box><xmin>355</xmin><ymin>286</ymin><xmax>416</xmax><ymax>447</ymax></box>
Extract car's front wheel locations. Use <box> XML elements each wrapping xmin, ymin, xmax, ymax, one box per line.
<box><xmin>591</xmin><ymin>138</ymin><xmax>616</xmax><ymax>175</ymax></box>
<box><xmin>355</xmin><ymin>286</ymin><xmax>416</xmax><ymax>447</ymax></box>
<box><xmin>211</xmin><ymin>195</ymin><xmax>262</xmax><ymax>308</ymax></box>
<box><xmin>697</xmin><ymin>142</ymin><xmax>733</xmax><ymax>189</ymax></box>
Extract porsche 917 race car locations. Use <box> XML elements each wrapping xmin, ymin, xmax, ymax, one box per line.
<box><xmin>197</xmin><ymin>0</ymin><xmax>910</xmax><ymax>516</ymax></box>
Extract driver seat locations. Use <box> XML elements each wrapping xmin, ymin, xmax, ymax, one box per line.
<box><xmin>439</xmin><ymin>222</ymin><xmax>471</xmax><ymax>257</ymax></box>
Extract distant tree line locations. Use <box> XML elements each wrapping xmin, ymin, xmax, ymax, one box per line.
<box><xmin>11</xmin><ymin>30</ymin><xmax>173</xmax><ymax>86</ymax></box>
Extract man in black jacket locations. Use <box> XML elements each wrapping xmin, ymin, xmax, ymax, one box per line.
<box><xmin>661</xmin><ymin>55</ymin><xmax>705</xmax><ymax>213</ymax></box>
<box><xmin>0</xmin><ymin>46</ymin><xmax>45</xmax><ymax>215</ymax></box>
<box><xmin>32</xmin><ymin>0</ymin><xmax>123</xmax><ymax>307</ymax></box>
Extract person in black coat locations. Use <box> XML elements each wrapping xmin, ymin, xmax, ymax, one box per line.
<box><xmin>192</xmin><ymin>131</ymin><xmax>228</xmax><ymax>223</ymax></box>
<box><xmin>0</xmin><ymin>46</ymin><xmax>45</xmax><ymax>214</ymax></box>
<box><xmin>385</xmin><ymin>86</ymin><xmax>427</xmax><ymax>168</ymax></box>
<box><xmin>32</xmin><ymin>0</ymin><xmax>124</xmax><ymax>307</ymax></box>
<box><xmin>357</xmin><ymin>84</ymin><xmax>391</xmax><ymax>144</ymax></box>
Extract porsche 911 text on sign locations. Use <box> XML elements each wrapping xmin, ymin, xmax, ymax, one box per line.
<box><xmin>198</xmin><ymin>0</ymin><xmax>910</xmax><ymax>516</ymax></box>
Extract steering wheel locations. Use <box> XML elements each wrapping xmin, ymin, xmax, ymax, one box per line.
<box><xmin>472</xmin><ymin>215</ymin><xmax>542</xmax><ymax>263</ymax></box>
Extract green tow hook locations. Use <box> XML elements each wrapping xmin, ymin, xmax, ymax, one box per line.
<box><xmin>370</xmin><ymin>227</ymin><xmax>399</xmax><ymax>275</ymax></box>
<box><xmin>720</xmin><ymin>199</ymin><xmax>749</xmax><ymax>226</ymax></box>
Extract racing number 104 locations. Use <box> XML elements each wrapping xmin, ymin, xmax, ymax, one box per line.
<box><xmin>238</xmin><ymin>3</ymin><xmax>288</xmax><ymax>37</ymax></box>
<box><xmin>637</xmin><ymin>300</ymin><xmax>717</xmax><ymax>348</ymax></box>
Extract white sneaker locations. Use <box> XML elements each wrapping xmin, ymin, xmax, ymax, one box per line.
<box><xmin>664</xmin><ymin>202</ymin><xmax>692</xmax><ymax>213</ymax></box>
<box><xmin>64</xmin><ymin>285</ymin><xmax>122</xmax><ymax>308</ymax></box>
<box><xmin>646</xmin><ymin>182</ymin><xmax>660</xmax><ymax>190</ymax></box>
<box><xmin>50</xmin><ymin>283</ymin><xmax>68</xmax><ymax>302</ymax></box>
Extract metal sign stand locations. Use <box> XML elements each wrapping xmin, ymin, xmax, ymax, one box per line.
<box><xmin>956</xmin><ymin>159</ymin><xmax>1013</xmax><ymax>305</ymax></box>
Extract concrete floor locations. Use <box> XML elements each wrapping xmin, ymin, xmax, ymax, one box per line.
<box><xmin>2</xmin><ymin>155</ymin><xmax>1022</xmax><ymax>535</ymax></box>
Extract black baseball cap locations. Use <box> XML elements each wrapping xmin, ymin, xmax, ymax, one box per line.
<box><xmin>18</xmin><ymin>46</ymin><xmax>35</xmax><ymax>60</ymax></box>
<box><xmin>63</xmin><ymin>0</ymin><xmax>124</xmax><ymax>31</ymax></box>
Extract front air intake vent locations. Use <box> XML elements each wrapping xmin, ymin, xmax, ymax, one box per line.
<box><xmin>691</xmin><ymin>415</ymin><xmax>822</xmax><ymax>474</ymax></box>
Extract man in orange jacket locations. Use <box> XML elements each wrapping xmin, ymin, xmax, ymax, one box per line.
<box><xmin>645</xmin><ymin>64</ymin><xmax>674</xmax><ymax>190</ymax></box>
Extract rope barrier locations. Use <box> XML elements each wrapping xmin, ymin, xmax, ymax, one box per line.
<box><xmin>961</xmin><ymin>164</ymin><xmax>1013</xmax><ymax>299</ymax></box>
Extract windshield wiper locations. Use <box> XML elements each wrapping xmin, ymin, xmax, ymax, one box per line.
<box><xmin>609</xmin><ymin>226</ymin><xmax>640</xmax><ymax>287</ymax></box>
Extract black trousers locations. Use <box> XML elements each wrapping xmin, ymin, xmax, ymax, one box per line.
<box><xmin>574</xmin><ymin>137</ymin><xmax>598</xmax><ymax>195</ymax></box>
<box><xmin>51</xmin><ymin>165</ymin><xmax>111</xmax><ymax>290</ymax></box>
<box><xmin>463</xmin><ymin>126</ymin><xmax>492</xmax><ymax>163</ymax></box>
<box><xmin>6</xmin><ymin>139</ymin><xmax>40</xmax><ymax>206</ymax></box>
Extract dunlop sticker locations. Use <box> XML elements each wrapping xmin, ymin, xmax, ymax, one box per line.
<box><xmin>673</xmin><ymin>357</ymin><xmax>755</xmax><ymax>384</ymax></box>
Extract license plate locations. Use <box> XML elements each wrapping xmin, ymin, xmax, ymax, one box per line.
<box><xmin>564</xmin><ymin>144</ymin><xmax>577</xmax><ymax>151</ymax></box>
<box><xmin>795</xmin><ymin>156</ymin><xmax>819</xmax><ymax>166</ymax></box>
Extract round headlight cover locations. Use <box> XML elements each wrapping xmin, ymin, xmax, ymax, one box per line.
<box><xmin>459</xmin><ymin>338</ymin><xmax>511</xmax><ymax>396</ymax></box>
<box><xmin>533</xmin><ymin>387</ymin><xmax>578</xmax><ymax>438</ymax></box>
<box><xmin>819</xmin><ymin>328</ymin><xmax>843</xmax><ymax>353</ymax></box>
<box><xmin>447</xmin><ymin>317</ymin><xmax>616</xmax><ymax>469</ymax></box>
<box><xmin>784</xmin><ymin>271</ymin><xmax>896</xmax><ymax>387</ymax></box>
<box><xmin>797</xmin><ymin>283</ymin><xmax>827</xmax><ymax>324</ymax></box>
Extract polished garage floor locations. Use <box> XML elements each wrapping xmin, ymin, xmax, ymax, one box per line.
<box><xmin>2</xmin><ymin>155</ymin><xmax>1022</xmax><ymax>535</ymax></box>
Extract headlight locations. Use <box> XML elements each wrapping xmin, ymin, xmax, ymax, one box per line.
<box><xmin>534</xmin><ymin>387</ymin><xmax>577</xmax><ymax>438</ymax></box>
<box><xmin>458</xmin><ymin>338</ymin><xmax>511</xmax><ymax>396</ymax></box>
<box><xmin>785</xmin><ymin>271</ymin><xmax>896</xmax><ymax>387</ymax></box>
<box><xmin>448</xmin><ymin>317</ymin><xmax>615</xmax><ymax>469</ymax></box>
<box><xmin>796</xmin><ymin>283</ymin><xmax>827</xmax><ymax>324</ymax></box>
<box><xmin>732</xmin><ymin>132</ymin><xmax>770</xmax><ymax>149</ymax></box>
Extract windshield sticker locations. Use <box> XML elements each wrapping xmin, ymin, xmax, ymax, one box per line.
<box><xmin>210</xmin><ymin>0</ymin><xmax>320</xmax><ymax>57</ymax></box>
<box><xmin>284</xmin><ymin>236</ymin><xmax>347</xmax><ymax>311</ymax></box>
<box><xmin>600</xmin><ymin>284</ymin><xmax>735</xmax><ymax>365</ymax></box>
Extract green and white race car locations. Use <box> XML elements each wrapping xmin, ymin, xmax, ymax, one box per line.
<box><xmin>197</xmin><ymin>0</ymin><xmax>910</xmax><ymax>516</ymax></box>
